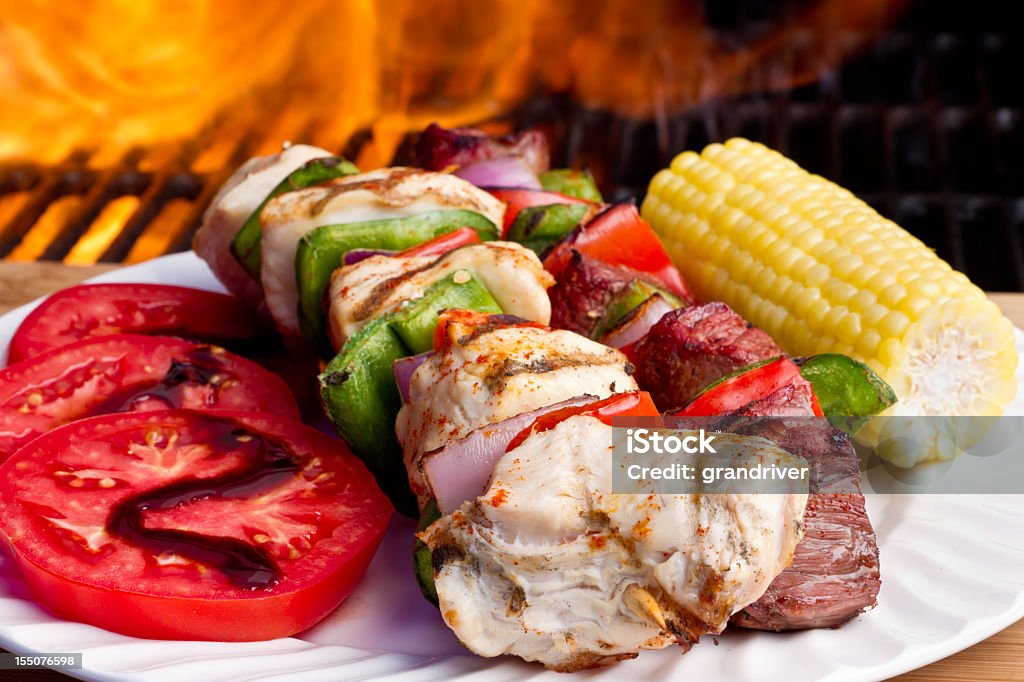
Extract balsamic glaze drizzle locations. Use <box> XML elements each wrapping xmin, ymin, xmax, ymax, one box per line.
<box><xmin>95</xmin><ymin>347</ymin><xmax>227</xmax><ymax>413</ymax></box>
<box><xmin>106</xmin><ymin>419</ymin><xmax>299</xmax><ymax>590</ymax></box>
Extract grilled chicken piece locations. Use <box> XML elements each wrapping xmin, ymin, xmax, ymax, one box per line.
<box><xmin>259</xmin><ymin>168</ymin><xmax>505</xmax><ymax>337</ymax></box>
<box><xmin>396</xmin><ymin>311</ymin><xmax>636</xmax><ymax>508</ymax></box>
<box><xmin>421</xmin><ymin>415</ymin><xmax>808</xmax><ymax>671</ymax></box>
<box><xmin>631</xmin><ymin>302</ymin><xmax>782</xmax><ymax>411</ymax></box>
<box><xmin>548</xmin><ymin>250</ymin><xmax>642</xmax><ymax>338</ymax></box>
<box><xmin>193</xmin><ymin>144</ymin><xmax>331</xmax><ymax>307</ymax></box>
<box><xmin>728</xmin><ymin>420</ymin><xmax>880</xmax><ymax>630</ymax></box>
<box><xmin>327</xmin><ymin>242</ymin><xmax>553</xmax><ymax>350</ymax></box>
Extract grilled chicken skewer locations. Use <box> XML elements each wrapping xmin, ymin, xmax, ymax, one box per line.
<box><xmin>406</xmin><ymin>312</ymin><xmax>807</xmax><ymax>670</ymax></box>
<box><xmin>190</xmin><ymin>129</ymin><xmax>890</xmax><ymax>671</ymax></box>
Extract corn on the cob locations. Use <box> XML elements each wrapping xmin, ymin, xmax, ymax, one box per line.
<box><xmin>642</xmin><ymin>138</ymin><xmax>1018</xmax><ymax>431</ymax></box>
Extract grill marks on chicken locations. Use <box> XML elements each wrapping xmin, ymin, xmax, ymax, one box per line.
<box><xmin>481</xmin><ymin>352</ymin><xmax>619</xmax><ymax>393</ymax></box>
<box><xmin>631</xmin><ymin>302</ymin><xmax>783</xmax><ymax>411</ymax></box>
<box><xmin>421</xmin><ymin>416</ymin><xmax>807</xmax><ymax>671</ymax></box>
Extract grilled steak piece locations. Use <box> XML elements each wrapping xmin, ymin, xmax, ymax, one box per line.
<box><xmin>728</xmin><ymin>420</ymin><xmax>881</xmax><ymax>630</ymax></box>
<box><xmin>548</xmin><ymin>250</ymin><xmax>640</xmax><ymax>338</ymax></box>
<box><xmin>631</xmin><ymin>302</ymin><xmax>782</xmax><ymax>411</ymax></box>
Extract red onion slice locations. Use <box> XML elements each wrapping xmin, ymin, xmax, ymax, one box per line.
<box><xmin>344</xmin><ymin>249</ymin><xmax>394</xmax><ymax>266</ymax></box>
<box><xmin>394</xmin><ymin>352</ymin><xmax>433</xmax><ymax>403</ymax></box>
<box><xmin>414</xmin><ymin>124</ymin><xmax>550</xmax><ymax>174</ymax></box>
<box><xmin>600</xmin><ymin>294</ymin><xmax>676</xmax><ymax>349</ymax></box>
<box><xmin>421</xmin><ymin>394</ymin><xmax>597</xmax><ymax>514</ymax></box>
<box><xmin>454</xmin><ymin>157</ymin><xmax>541</xmax><ymax>190</ymax></box>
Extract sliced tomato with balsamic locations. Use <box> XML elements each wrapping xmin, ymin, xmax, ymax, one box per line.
<box><xmin>672</xmin><ymin>357</ymin><xmax>823</xmax><ymax>417</ymax></box>
<box><xmin>8</xmin><ymin>283</ymin><xmax>269</xmax><ymax>363</ymax></box>
<box><xmin>396</xmin><ymin>227</ymin><xmax>481</xmax><ymax>258</ymax></box>
<box><xmin>544</xmin><ymin>203</ymin><xmax>693</xmax><ymax>301</ymax></box>
<box><xmin>0</xmin><ymin>409</ymin><xmax>391</xmax><ymax>641</ymax></box>
<box><xmin>485</xmin><ymin>188</ymin><xmax>594</xmax><ymax>236</ymax></box>
<box><xmin>0</xmin><ymin>334</ymin><xmax>298</xmax><ymax>460</ymax></box>
<box><xmin>506</xmin><ymin>390</ymin><xmax>661</xmax><ymax>452</ymax></box>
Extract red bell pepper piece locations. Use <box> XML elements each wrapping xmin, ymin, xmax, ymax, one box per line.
<box><xmin>486</xmin><ymin>188</ymin><xmax>594</xmax><ymax>237</ymax></box>
<box><xmin>673</xmin><ymin>357</ymin><xmax>802</xmax><ymax>417</ymax></box>
<box><xmin>506</xmin><ymin>391</ymin><xmax>660</xmax><ymax>452</ymax></box>
<box><xmin>397</xmin><ymin>227</ymin><xmax>481</xmax><ymax>259</ymax></box>
<box><xmin>543</xmin><ymin>203</ymin><xmax>693</xmax><ymax>301</ymax></box>
<box><xmin>809</xmin><ymin>390</ymin><xmax>825</xmax><ymax>417</ymax></box>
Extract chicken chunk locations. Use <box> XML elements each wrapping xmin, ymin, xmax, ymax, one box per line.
<box><xmin>421</xmin><ymin>415</ymin><xmax>807</xmax><ymax>671</ymax></box>
<box><xmin>193</xmin><ymin>144</ymin><xmax>331</xmax><ymax>306</ymax></box>
<box><xmin>327</xmin><ymin>242</ymin><xmax>554</xmax><ymax>350</ymax></box>
<box><xmin>259</xmin><ymin>168</ymin><xmax>505</xmax><ymax>337</ymax></box>
<box><xmin>396</xmin><ymin>311</ymin><xmax>636</xmax><ymax>507</ymax></box>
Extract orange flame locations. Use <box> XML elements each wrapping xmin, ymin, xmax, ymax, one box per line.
<box><xmin>1</xmin><ymin>0</ymin><xmax>901</xmax><ymax>166</ymax></box>
<box><xmin>0</xmin><ymin>0</ymin><xmax>902</xmax><ymax>263</ymax></box>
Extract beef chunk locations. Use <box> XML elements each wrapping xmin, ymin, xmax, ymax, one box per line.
<box><xmin>548</xmin><ymin>250</ymin><xmax>640</xmax><ymax>338</ymax></box>
<box><xmin>729</xmin><ymin>420</ymin><xmax>880</xmax><ymax>630</ymax></box>
<box><xmin>631</xmin><ymin>302</ymin><xmax>782</xmax><ymax>411</ymax></box>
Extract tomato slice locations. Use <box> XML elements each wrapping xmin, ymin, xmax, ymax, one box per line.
<box><xmin>673</xmin><ymin>357</ymin><xmax>801</xmax><ymax>417</ymax></box>
<box><xmin>544</xmin><ymin>203</ymin><xmax>693</xmax><ymax>301</ymax></box>
<box><xmin>506</xmin><ymin>391</ymin><xmax>661</xmax><ymax>452</ymax></box>
<box><xmin>0</xmin><ymin>409</ymin><xmax>391</xmax><ymax>641</ymax></box>
<box><xmin>486</xmin><ymin>188</ymin><xmax>594</xmax><ymax>236</ymax></box>
<box><xmin>8</xmin><ymin>283</ymin><xmax>269</xmax><ymax>363</ymax></box>
<box><xmin>396</xmin><ymin>227</ymin><xmax>481</xmax><ymax>258</ymax></box>
<box><xmin>0</xmin><ymin>334</ymin><xmax>298</xmax><ymax>460</ymax></box>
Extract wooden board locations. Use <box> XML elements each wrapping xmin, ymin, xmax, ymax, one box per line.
<box><xmin>0</xmin><ymin>262</ymin><xmax>1020</xmax><ymax>682</ymax></box>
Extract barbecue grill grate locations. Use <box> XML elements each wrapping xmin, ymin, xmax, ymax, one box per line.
<box><xmin>1</xmin><ymin>0</ymin><xmax>1021</xmax><ymax>290</ymax></box>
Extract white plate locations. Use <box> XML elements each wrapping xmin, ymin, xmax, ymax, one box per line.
<box><xmin>0</xmin><ymin>252</ymin><xmax>1022</xmax><ymax>682</ymax></box>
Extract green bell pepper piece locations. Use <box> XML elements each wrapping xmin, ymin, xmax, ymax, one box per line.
<box><xmin>592</xmin><ymin>279</ymin><xmax>684</xmax><ymax>339</ymax></box>
<box><xmin>296</xmin><ymin>210</ymin><xmax>499</xmax><ymax>349</ymax></box>
<box><xmin>391</xmin><ymin>272</ymin><xmax>502</xmax><ymax>354</ymax></box>
<box><xmin>318</xmin><ymin>316</ymin><xmax>415</xmax><ymax>514</ymax></box>
<box><xmin>797</xmin><ymin>354</ymin><xmax>897</xmax><ymax>435</ymax></box>
<box><xmin>413</xmin><ymin>497</ymin><xmax>441</xmax><ymax>605</ymax></box>
<box><xmin>506</xmin><ymin>203</ymin><xmax>590</xmax><ymax>256</ymax></box>
<box><xmin>538</xmin><ymin>168</ymin><xmax>603</xmax><ymax>202</ymax></box>
<box><xmin>231</xmin><ymin>156</ymin><xmax>359</xmax><ymax>279</ymax></box>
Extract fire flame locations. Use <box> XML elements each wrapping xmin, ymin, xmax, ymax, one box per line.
<box><xmin>0</xmin><ymin>0</ymin><xmax>901</xmax><ymax>262</ymax></box>
<box><xmin>1</xmin><ymin>0</ymin><xmax>901</xmax><ymax>167</ymax></box>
